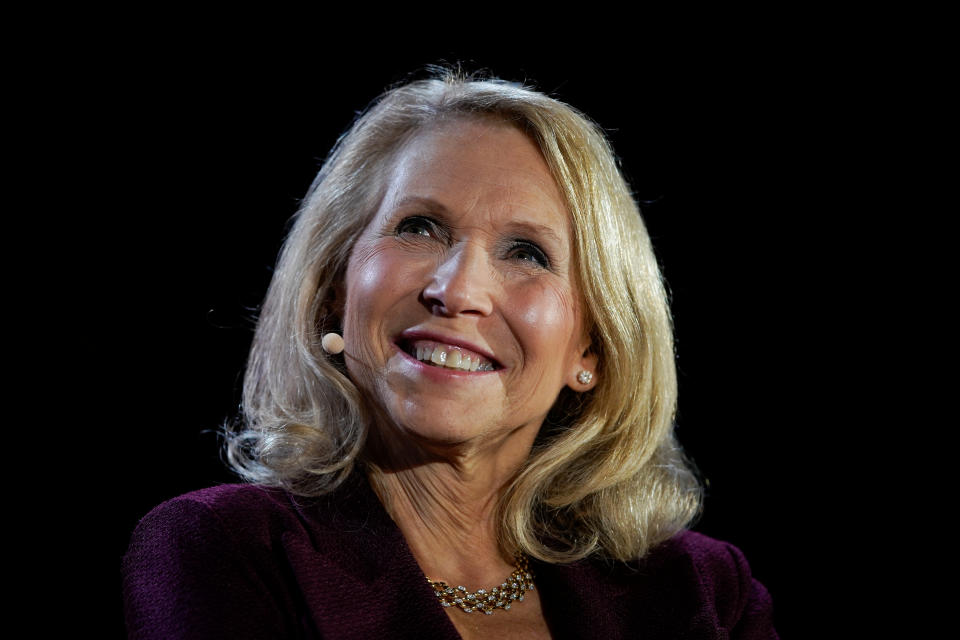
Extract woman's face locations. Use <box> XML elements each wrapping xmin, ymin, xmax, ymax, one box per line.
<box><xmin>341</xmin><ymin>118</ymin><xmax>596</xmax><ymax>449</ymax></box>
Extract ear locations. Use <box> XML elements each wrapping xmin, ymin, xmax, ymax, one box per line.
<box><xmin>567</xmin><ymin>336</ymin><xmax>599</xmax><ymax>392</ymax></box>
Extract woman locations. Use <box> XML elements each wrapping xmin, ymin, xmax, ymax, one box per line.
<box><xmin>123</xmin><ymin>71</ymin><xmax>777</xmax><ymax>639</ymax></box>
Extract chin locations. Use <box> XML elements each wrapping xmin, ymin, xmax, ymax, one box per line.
<box><xmin>393</xmin><ymin>411</ymin><xmax>497</xmax><ymax>447</ymax></box>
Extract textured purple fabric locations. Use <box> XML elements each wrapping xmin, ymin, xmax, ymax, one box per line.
<box><xmin>122</xmin><ymin>474</ymin><xmax>777</xmax><ymax>639</ymax></box>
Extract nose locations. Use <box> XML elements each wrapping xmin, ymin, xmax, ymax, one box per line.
<box><xmin>422</xmin><ymin>242</ymin><xmax>495</xmax><ymax>317</ymax></box>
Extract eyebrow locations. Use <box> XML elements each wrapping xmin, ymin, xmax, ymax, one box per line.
<box><xmin>392</xmin><ymin>195</ymin><xmax>566</xmax><ymax>246</ymax></box>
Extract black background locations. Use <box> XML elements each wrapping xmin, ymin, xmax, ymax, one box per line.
<box><xmin>86</xmin><ymin>35</ymin><xmax>875</xmax><ymax>638</ymax></box>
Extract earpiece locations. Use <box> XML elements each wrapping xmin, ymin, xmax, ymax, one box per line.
<box><xmin>321</xmin><ymin>333</ymin><xmax>345</xmax><ymax>355</ymax></box>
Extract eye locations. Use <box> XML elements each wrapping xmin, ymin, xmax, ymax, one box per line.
<box><xmin>507</xmin><ymin>240</ymin><xmax>550</xmax><ymax>269</ymax></box>
<box><xmin>395</xmin><ymin>216</ymin><xmax>441</xmax><ymax>239</ymax></box>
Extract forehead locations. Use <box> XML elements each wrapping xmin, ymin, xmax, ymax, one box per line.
<box><xmin>379</xmin><ymin>118</ymin><xmax>570</xmax><ymax>233</ymax></box>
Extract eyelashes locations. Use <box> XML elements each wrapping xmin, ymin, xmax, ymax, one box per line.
<box><xmin>505</xmin><ymin>240</ymin><xmax>550</xmax><ymax>268</ymax></box>
<box><xmin>396</xmin><ymin>216</ymin><xmax>445</xmax><ymax>240</ymax></box>
<box><xmin>394</xmin><ymin>215</ymin><xmax>552</xmax><ymax>269</ymax></box>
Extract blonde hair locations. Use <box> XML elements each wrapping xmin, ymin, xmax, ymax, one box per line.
<box><xmin>225</xmin><ymin>70</ymin><xmax>701</xmax><ymax>563</ymax></box>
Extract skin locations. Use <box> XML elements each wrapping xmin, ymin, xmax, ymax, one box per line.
<box><xmin>341</xmin><ymin>118</ymin><xmax>597</xmax><ymax>638</ymax></box>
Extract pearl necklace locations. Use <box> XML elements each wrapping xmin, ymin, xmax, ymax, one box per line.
<box><xmin>426</xmin><ymin>555</ymin><xmax>535</xmax><ymax>615</ymax></box>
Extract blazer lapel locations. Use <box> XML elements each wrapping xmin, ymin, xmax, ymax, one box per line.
<box><xmin>534</xmin><ymin>549</ymin><xmax>727</xmax><ymax>640</ymax></box>
<box><xmin>534</xmin><ymin>557</ymin><xmax>635</xmax><ymax>638</ymax></box>
<box><xmin>279</xmin><ymin>474</ymin><xmax>462</xmax><ymax>640</ymax></box>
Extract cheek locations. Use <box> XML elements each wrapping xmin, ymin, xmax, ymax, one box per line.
<box><xmin>345</xmin><ymin>244</ymin><xmax>415</xmax><ymax>316</ymax></box>
<box><xmin>341</xmin><ymin>244</ymin><xmax>392</xmax><ymax>380</ymax></box>
<box><xmin>514</xmin><ymin>282</ymin><xmax>581</xmax><ymax>359</ymax></box>
<box><xmin>342</xmin><ymin>243</ymin><xmax>429</xmax><ymax>366</ymax></box>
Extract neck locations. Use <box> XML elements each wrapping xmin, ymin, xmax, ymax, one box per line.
<box><xmin>365</xmin><ymin>422</ymin><xmax>536</xmax><ymax>589</ymax></box>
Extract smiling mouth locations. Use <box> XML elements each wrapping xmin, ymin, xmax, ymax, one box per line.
<box><xmin>397</xmin><ymin>339</ymin><xmax>500</xmax><ymax>372</ymax></box>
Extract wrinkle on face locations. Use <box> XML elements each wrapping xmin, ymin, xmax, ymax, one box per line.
<box><xmin>341</xmin><ymin>117</ymin><xmax>590</xmax><ymax>458</ymax></box>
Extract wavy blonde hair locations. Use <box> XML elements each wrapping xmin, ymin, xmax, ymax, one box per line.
<box><xmin>225</xmin><ymin>70</ymin><xmax>702</xmax><ymax>563</ymax></box>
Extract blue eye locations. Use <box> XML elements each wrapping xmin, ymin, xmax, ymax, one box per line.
<box><xmin>508</xmin><ymin>241</ymin><xmax>550</xmax><ymax>268</ymax></box>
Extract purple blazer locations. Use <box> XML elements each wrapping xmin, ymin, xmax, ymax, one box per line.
<box><xmin>122</xmin><ymin>473</ymin><xmax>777</xmax><ymax>639</ymax></box>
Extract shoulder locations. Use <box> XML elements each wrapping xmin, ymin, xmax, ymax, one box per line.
<box><xmin>121</xmin><ymin>485</ymin><xmax>311</xmax><ymax>639</ymax></box>
<box><xmin>642</xmin><ymin>530</ymin><xmax>778</xmax><ymax>639</ymax></box>
<box><xmin>122</xmin><ymin>477</ymin><xmax>411</xmax><ymax>639</ymax></box>
<box><xmin>536</xmin><ymin>531</ymin><xmax>777</xmax><ymax>638</ymax></box>
<box><xmin>143</xmin><ymin>483</ymin><xmax>295</xmax><ymax>517</ymax></box>
<box><xmin>137</xmin><ymin>483</ymin><xmax>294</xmax><ymax>527</ymax></box>
<box><xmin>126</xmin><ymin>485</ymin><xmax>294</xmax><ymax>552</ymax></box>
<box><xmin>123</xmin><ymin>483</ymin><xmax>294</xmax><ymax>574</ymax></box>
<box><xmin>654</xmin><ymin>530</ymin><xmax>753</xmax><ymax>591</ymax></box>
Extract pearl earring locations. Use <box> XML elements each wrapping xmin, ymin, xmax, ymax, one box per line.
<box><xmin>321</xmin><ymin>333</ymin><xmax>344</xmax><ymax>355</ymax></box>
<box><xmin>577</xmin><ymin>370</ymin><xmax>593</xmax><ymax>385</ymax></box>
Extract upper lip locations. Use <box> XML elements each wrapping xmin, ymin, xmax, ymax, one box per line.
<box><xmin>396</xmin><ymin>329</ymin><xmax>502</xmax><ymax>368</ymax></box>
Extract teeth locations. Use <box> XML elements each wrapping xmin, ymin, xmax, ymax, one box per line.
<box><xmin>410</xmin><ymin>343</ymin><xmax>495</xmax><ymax>371</ymax></box>
<box><xmin>447</xmin><ymin>350</ymin><xmax>462</xmax><ymax>368</ymax></box>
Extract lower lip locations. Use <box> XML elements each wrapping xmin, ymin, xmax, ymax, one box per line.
<box><xmin>393</xmin><ymin>343</ymin><xmax>502</xmax><ymax>380</ymax></box>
